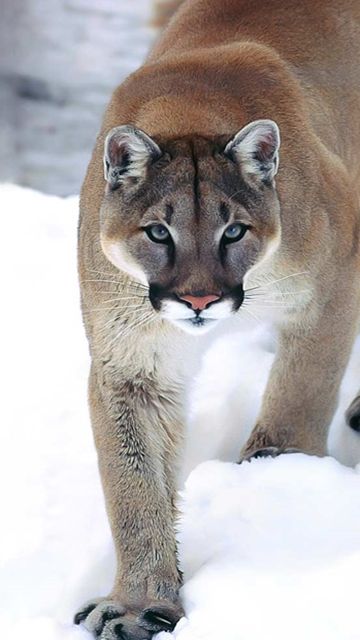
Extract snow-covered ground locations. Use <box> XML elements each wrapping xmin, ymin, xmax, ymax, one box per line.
<box><xmin>2</xmin><ymin>184</ymin><xmax>360</xmax><ymax>640</ymax></box>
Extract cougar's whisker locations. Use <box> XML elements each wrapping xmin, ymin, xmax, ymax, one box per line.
<box><xmin>85</xmin><ymin>268</ymin><xmax>148</xmax><ymax>286</ymax></box>
<box><xmin>86</xmin><ymin>268</ymin><xmax>119</xmax><ymax>275</ymax></box>
<box><xmin>241</xmin><ymin>305</ymin><xmax>261</xmax><ymax>324</ymax></box>
<box><xmin>82</xmin><ymin>279</ymin><xmax>123</xmax><ymax>285</ymax></box>
<box><xmin>101</xmin><ymin>297</ymin><xmax>149</xmax><ymax>306</ymax></box>
<box><xmin>104</xmin><ymin>292</ymin><xmax>147</xmax><ymax>298</ymax></box>
<box><xmin>244</xmin><ymin>270</ymin><xmax>309</xmax><ymax>293</ymax></box>
<box><xmin>87</xmin><ymin>306</ymin><xmax>129</xmax><ymax>312</ymax></box>
<box><xmin>83</xmin><ymin>269</ymin><xmax>148</xmax><ymax>284</ymax></box>
<box><xmin>99</xmin><ymin>314</ymin><xmax>122</xmax><ymax>333</ymax></box>
<box><xmin>82</xmin><ymin>278</ymin><xmax>148</xmax><ymax>291</ymax></box>
<box><xmin>91</xmin><ymin>305</ymin><xmax>150</xmax><ymax>314</ymax></box>
<box><xmin>121</xmin><ymin>314</ymin><xmax>156</xmax><ymax>341</ymax></box>
<box><xmin>246</xmin><ymin>289</ymin><xmax>311</xmax><ymax>298</ymax></box>
<box><xmin>106</xmin><ymin>312</ymin><xmax>155</xmax><ymax>350</ymax></box>
<box><xmin>245</xmin><ymin>299</ymin><xmax>293</xmax><ymax>306</ymax></box>
<box><xmin>248</xmin><ymin>303</ymin><xmax>292</xmax><ymax>308</ymax></box>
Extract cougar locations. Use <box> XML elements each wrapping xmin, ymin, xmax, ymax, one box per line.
<box><xmin>75</xmin><ymin>1</ymin><xmax>360</xmax><ymax>638</ymax></box>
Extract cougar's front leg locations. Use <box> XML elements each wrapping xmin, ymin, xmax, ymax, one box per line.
<box><xmin>241</xmin><ymin>295</ymin><xmax>359</xmax><ymax>460</ymax></box>
<box><xmin>75</xmin><ymin>363</ymin><xmax>185</xmax><ymax>640</ymax></box>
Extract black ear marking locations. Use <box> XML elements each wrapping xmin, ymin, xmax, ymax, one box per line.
<box><xmin>103</xmin><ymin>125</ymin><xmax>162</xmax><ymax>188</ymax></box>
<box><xmin>224</xmin><ymin>119</ymin><xmax>280</xmax><ymax>184</ymax></box>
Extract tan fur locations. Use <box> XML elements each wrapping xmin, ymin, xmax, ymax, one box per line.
<box><xmin>151</xmin><ymin>0</ymin><xmax>184</xmax><ymax>28</ymax></box>
<box><xmin>76</xmin><ymin>1</ymin><xmax>360</xmax><ymax>638</ymax></box>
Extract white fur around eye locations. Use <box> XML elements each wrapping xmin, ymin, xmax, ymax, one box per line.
<box><xmin>243</xmin><ymin>230</ymin><xmax>281</xmax><ymax>291</ymax></box>
<box><xmin>100</xmin><ymin>236</ymin><xmax>148</xmax><ymax>286</ymax></box>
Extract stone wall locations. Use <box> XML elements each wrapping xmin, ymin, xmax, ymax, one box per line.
<box><xmin>0</xmin><ymin>0</ymin><xmax>153</xmax><ymax>195</ymax></box>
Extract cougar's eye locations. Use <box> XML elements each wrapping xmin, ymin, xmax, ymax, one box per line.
<box><xmin>145</xmin><ymin>224</ymin><xmax>170</xmax><ymax>243</ymax></box>
<box><xmin>222</xmin><ymin>223</ymin><xmax>248</xmax><ymax>244</ymax></box>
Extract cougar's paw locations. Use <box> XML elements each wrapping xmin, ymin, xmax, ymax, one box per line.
<box><xmin>240</xmin><ymin>446</ymin><xmax>301</xmax><ymax>463</ymax></box>
<box><xmin>74</xmin><ymin>597</ymin><xmax>183</xmax><ymax>639</ymax></box>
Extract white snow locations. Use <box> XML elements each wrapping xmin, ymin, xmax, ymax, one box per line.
<box><xmin>1</xmin><ymin>183</ymin><xmax>360</xmax><ymax>640</ymax></box>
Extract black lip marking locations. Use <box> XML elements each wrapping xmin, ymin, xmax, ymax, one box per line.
<box><xmin>348</xmin><ymin>414</ymin><xmax>360</xmax><ymax>432</ymax></box>
<box><xmin>150</xmin><ymin>282</ymin><xmax>244</xmax><ymax>315</ymax></box>
<box><xmin>149</xmin><ymin>282</ymin><xmax>164</xmax><ymax>311</ymax></box>
<box><xmin>226</xmin><ymin>283</ymin><xmax>244</xmax><ymax>311</ymax></box>
<box><xmin>149</xmin><ymin>281</ymin><xmax>178</xmax><ymax>311</ymax></box>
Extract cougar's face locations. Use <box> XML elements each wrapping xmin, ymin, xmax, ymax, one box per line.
<box><xmin>100</xmin><ymin>122</ymin><xmax>281</xmax><ymax>333</ymax></box>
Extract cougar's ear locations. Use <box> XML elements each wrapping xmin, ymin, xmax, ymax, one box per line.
<box><xmin>224</xmin><ymin>119</ymin><xmax>280</xmax><ymax>184</ymax></box>
<box><xmin>103</xmin><ymin>125</ymin><xmax>162</xmax><ymax>188</ymax></box>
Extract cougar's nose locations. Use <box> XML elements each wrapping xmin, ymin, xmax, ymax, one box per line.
<box><xmin>179</xmin><ymin>293</ymin><xmax>221</xmax><ymax>311</ymax></box>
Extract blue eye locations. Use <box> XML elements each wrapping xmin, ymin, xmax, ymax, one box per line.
<box><xmin>223</xmin><ymin>223</ymin><xmax>248</xmax><ymax>243</ymax></box>
<box><xmin>145</xmin><ymin>224</ymin><xmax>170</xmax><ymax>243</ymax></box>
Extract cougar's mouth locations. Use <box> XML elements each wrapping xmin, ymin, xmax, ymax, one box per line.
<box><xmin>176</xmin><ymin>315</ymin><xmax>219</xmax><ymax>332</ymax></box>
<box><xmin>149</xmin><ymin>283</ymin><xmax>244</xmax><ymax>334</ymax></box>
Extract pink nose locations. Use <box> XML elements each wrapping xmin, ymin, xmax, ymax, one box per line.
<box><xmin>179</xmin><ymin>293</ymin><xmax>221</xmax><ymax>311</ymax></box>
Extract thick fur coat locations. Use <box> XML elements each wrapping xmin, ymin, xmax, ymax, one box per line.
<box><xmin>76</xmin><ymin>2</ymin><xmax>360</xmax><ymax>638</ymax></box>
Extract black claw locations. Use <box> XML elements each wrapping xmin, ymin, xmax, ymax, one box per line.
<box><xmin>250</xmin><ymin>446</ymin><xmax>280</xmax><ymax>459</ymax></box>
<box><xmin>240</xmin><ymin>446</ymin><xmax>280</xmax><ymax>462</ymax></box>
<box><xmin>94</xmin><ymin>609</ymin><xmax>121</xmax><ymax>636</ymax></box>
<box><xmin>73</xmin><ymin>613</ymin><xmax>84</xmax><ymax>625</ymax></box>
<box><xmin>140</xmin><ymin>607</ymin><xmax>179</xmax><ymax>632</ymax></box>
<box><xmin>74</xmin><ymin>603</ymin><xmax>97</xmax><ymax>625</ymax></box>
<box><xmin>109</xmin><ymin>619</ymin><xmax>152</xmax><ymax>640</ymax></box>
<box><xmin>113</xmin><ymin>622</ymin><xmax>124</xmax><ymax>638</ymax></box>
<box><xmin>142</xmin><ymin>612</ymin><xmax>173</xmax><ymax>630</ymax></box>
<box><xmin>241</xmin><ymin>446</ymin><xmax>301</xmax><ymax>463</ymax></box>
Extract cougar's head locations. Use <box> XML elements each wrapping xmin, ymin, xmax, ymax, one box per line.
<box><xmin>100</xmin><ymin>120</ymin><xmax>281</xmax><ymax>333</ymax></box>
